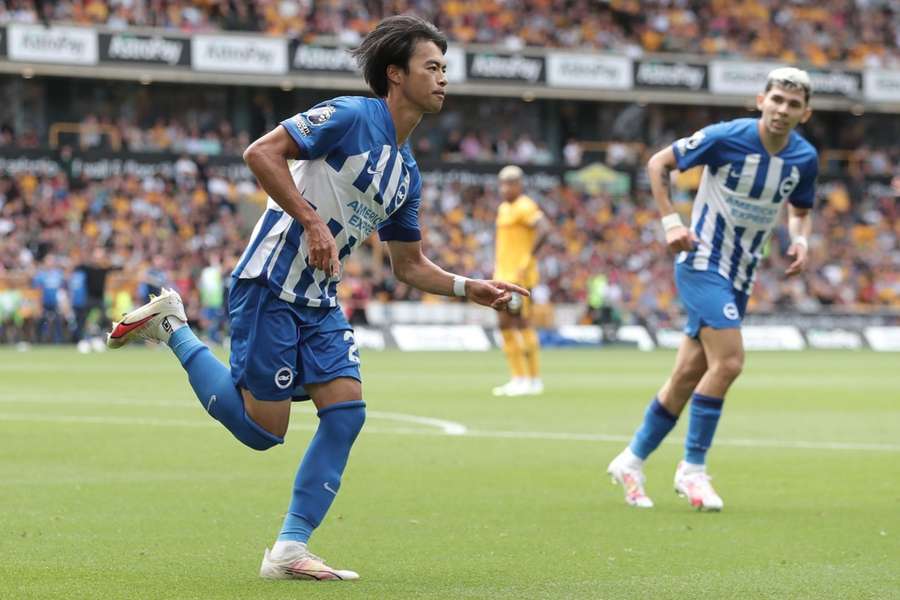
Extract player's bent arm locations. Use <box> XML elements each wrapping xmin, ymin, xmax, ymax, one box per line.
<box><xmin>647</xmin><ymin>146</ymin><xmax>694</xmax><ymax>253</ymax></box>
<box><xmin>787</xmin><ymin>205</ymin><xmax>812</xmax><ymax>242</ymax></box>
<box><xmin>647</xmin><ymin>146</ymin><xmax>679</xmax><ymax>216</ymax></box>
<box><xmin>243</xmin><ymin>127</ymin><xmax>314</xmax><ymax>224</ymax></box>
<box><xmin>385</xmin><ymin>240</ymin><xmax>529</xmax><ymax>310</ymax></box>
<box><xmin>531</xmin><ymin>216</ymin><xmax>553</xmax><ymax>257</ymax></box>
<box><xmin>385</xmin><ymin>240</ymin><xmax>452</xmax><ymax>293</ymax></box>
<box><xmin>517</xmin><ymin>216</ymin><xmax>553</xmax><ymax>277</ymax></box>
<box><xmin>785</xmin><ymin>205</ymin><xmax>812</xmax><ymax>276</ymax></box>
<box><xmin>243</xmin><ymin>127</ymin><xmax>339</xmax><ymax>275</ymax></box>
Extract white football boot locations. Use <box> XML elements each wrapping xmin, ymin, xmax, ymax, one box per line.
<box><xmin>674</xmin><ymin>461</ymin><xmax>724</xmax><ymax>511</ymax></box>
<box><xmin>260</xmin><ymin>544</ymin><xmax>359</xmax><ymax>581</ymax></box>
<box><xmin>107</xmin><ymin>288</ymin><xmax>187</xmax><ymax>349</ymax></box>
<box><xmin>526</xmin><ymin>379</ymin><xmax>544</xmax><ymax>395</ymax></box>
<box><xmin>607</xmin><ymin>449</ymin><xmax>654</xmax><ymax>508</ymax></box>
<box><xmin>492</xmin><ymin>378</ymin><xmax>530</xmax><ymax>397</ymax></box>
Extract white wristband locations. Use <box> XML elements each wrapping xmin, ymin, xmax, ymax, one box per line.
<box><xmin>661</xmin><ymin>213</ymin><xmax>684</xmax><ymax>232</ymax></box>
<box><xmin>791</xmin><ymin>235</ymin><xmax>808</xmax><ymax>249</ymax></box>
<box><xmin>452</xmin><ymin>275</ymin><xmax>468</xmax><ymax>297</ymax></box>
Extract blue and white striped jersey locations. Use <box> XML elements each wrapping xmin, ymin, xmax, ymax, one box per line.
<box><xmin>233</xmin><ymin>96</ymin><xmax>422</xmax><ymax>307</ymax></box>
<box><xmin>672</xmin><ymin>118</ymin><xmax>818</xmax><ymax>295</ymax></box>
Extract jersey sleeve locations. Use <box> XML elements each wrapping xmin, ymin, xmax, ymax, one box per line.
<box><xmin>280</xmin><ymin>97</ymin><xmax>360</xmax><ymax>160</ymax></box>
<box><xmin>672</xmin><ymin>121</ymin><xmax>731</xmax><ymax>171</ymax></box>
<box><xmin>518</xmin><ymin>197</ymin><xmax>544</xmax><ymax>226</ymax></box>
<box><xmin>788</xmin><ymin>154</ymin><xmax>818</xmax><ymax>209</ymax></box>
<box><xmin>377</xmin><ymin>174</ymin><xmax>422</xmax><ymax>242</ymax></box>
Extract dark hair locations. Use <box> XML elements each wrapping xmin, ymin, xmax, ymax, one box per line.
<box><xmin>351</xmin><ymin>15</ymin><xmax>447</xmax><ymax>98</ymax></box>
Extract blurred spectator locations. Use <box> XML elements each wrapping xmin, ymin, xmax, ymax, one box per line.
<box><xmin>563</xmin><ymin>139</ymin><xmax>583</xmax><ymax>168</ymax></box>
<box><xmin>72</xmin><ymin>245</ymin><xmax>120</xmax><ymax>346</ymax></box>
<box><xmin>32</xmin><ymin>255</ymin><xmax>69</xmax><ymax>343</ymax></box>
<box><xmin>138</xmin><ymin>255</ymin><xmax>172</xmax><ymax>303</ymax></box>
<box><xmin>198</xmin><ymin>252</ymin><xmax>226</xmax><ymax>343</ymax></box>
<box><xmin>4</xmin><ymin>0</ymin><xmax>896</xmax><ymax>66</ymax></box>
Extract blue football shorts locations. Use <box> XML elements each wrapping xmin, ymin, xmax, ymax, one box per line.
<box><xmin>227</xmin><ymin>278</ymin><xmax>361</xmax><ymax>401</ymax></box>
<box><xmin>674</xmin><ymin>263</ymin><xmax>749</xmax><ymax>339</ymax></box>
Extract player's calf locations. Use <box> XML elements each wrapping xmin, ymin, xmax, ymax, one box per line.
<box><xmin>277</xmin><ymin>401</ymin><xmax>365</xmax><ymax>544</ymax></box>
<box><xmin>108</xmin><ymin>288</ymin><xmax>284</xmax><ymax>451</ymax></box>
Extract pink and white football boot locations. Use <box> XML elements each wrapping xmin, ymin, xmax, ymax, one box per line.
<box><xmin>607</xmin><ymin>449</ymin><xmax>654</xmax><ymax>508</ymax></box>
<box><xmin>259</xmin><ymin>544</ymin><xmax>359</xmax><ymax>581</ymax></box>
<box><xmin>674</xmin><ymin>461</ymin><xmax>724</xmax><ymax>511</ymax></box>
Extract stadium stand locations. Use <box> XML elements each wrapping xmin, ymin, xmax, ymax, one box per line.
<box><xmin>0</xmin><ymin>2</ymin><xmax>898</xmax><ymax>345</ymax></box>
<box><xmin>3</xmin><ymin>0</ymin><xmax>898</xmax><ymax>66</ymax></box>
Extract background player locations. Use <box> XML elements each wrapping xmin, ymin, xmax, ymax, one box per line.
<box><xmin>606</xmin><ymin>68</ymin><xmax>818</xmax><ymax>511</ymax></box>
<box><xmin>105</xmin><ymin>15</ymin><xmax>526</xmax><ymax>581</ymax></box>
<box><xmin>492</xmin><ymin>165</ymin><xmax>551</xmax><ymax>397</ymax></box>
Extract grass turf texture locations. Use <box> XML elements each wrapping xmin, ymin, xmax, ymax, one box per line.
<box><xmin>1</xmin><ymin>347</ymin><xmax>897</xmax><ymax>600</ymax></box>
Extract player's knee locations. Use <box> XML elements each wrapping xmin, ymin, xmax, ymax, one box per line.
<box><xmin>319</xmin><ymin>401</ymin><xmax>366</xmax><ymax>444</ymax></box>
<box><xmin>240</xmin><ymin>411</ymin><xmax>285</xmax><ymax>451</ymax></box>
<box><xmin>714</xmin><ymin>355</ymin><xmax>744</xmax><ymax>381</ymax></box>
<box><xmin>246</xmin><ymin>435</ymin><xmax>282</xmax><ymax>452</ymax></box>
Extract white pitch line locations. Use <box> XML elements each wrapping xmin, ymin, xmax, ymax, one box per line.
<box><xmin>365</xmin><ymin>410</ymin><xmax>467</xmax><ymax>435</ymax></box>
<box><xmin>0</xmin><ymin>398</ymin><xmax>468</xmax><ymax>435</ymax></box>
<box><xmin>0</xmin><ymin>413</ymin><xmax>896</xmax><ymax>453</ymax></box>
<box><xmin>461</xmin><ymin>429</ymin><xmax>900</xmax><ymax>452</ymax></box>
<box><xmin>0</xmin><ymin>410</ymin><xmax>468</xmax><ymax>436</ymax></box>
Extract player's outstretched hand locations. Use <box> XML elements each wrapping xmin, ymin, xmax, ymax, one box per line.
<box><xmin>784</xmin><ymin>241</ymin><xmax>808</xmax><ymax>276</ymax></box>
<box><xmin>306</xmin><ymin>218</ymin><xmax>341</xmax><ymax>277</ymax></box>
<box><xmin>466</xmin><ymin>280</ymin><xmax>530</xmax><ymax>311</ymax></box>
<box><xmin>666</xmin><ymin>225</ymin><xmax>698</xmax><ymax>254</ymax></box>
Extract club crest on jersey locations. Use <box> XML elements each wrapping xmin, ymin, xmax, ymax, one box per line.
<box><xmin>306</xmin><ymin>105</ymin><xmax>336</xmax><ymax>126</ymax></box>
<box><xmin>778</xmin><ymin>167</ymin><xmax>800</xmax><ymax>200</ymax></box>
<box><xmin>274</xmin><ymin>367</ymin><xmax>294</xmax><ymax>390</ymax></box>
<box><xmin>722</xmin><ymin>302</ymin><xmax>740</xmax><ymax>320</ymax></box>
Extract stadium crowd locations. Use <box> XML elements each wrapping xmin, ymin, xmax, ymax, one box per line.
<box><xmin>1</xmin><ymin>150</ymin><xmax>897</xmax><ymax>344</ymax></box>
<box><xmin>3</xmin><ymin>74</ymin><xmax>900</xmax><ymax>176</ymax></box>
<box><xmin>0</xmin><ymin>3</ymin><xmax>898</xmax><ymax>344</ymax></box>
<box><xmin>2</xmin><ymin>0</ymin><xmax>898</xmax><ymax>66</ymax></box>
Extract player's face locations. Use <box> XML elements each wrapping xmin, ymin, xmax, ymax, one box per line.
<box><xmin>499</xmin><ymin>179</ymin><xmax>521</xmax><ymax>201</ymax></box>
<box><xmin>756</xmin><ymin>85</ymin><xmax>811</xmax><ymax>137</ymax></box>
<box><xmin>400</xmin><ymin>40</ymin><xmax>448</xmax><ymax>114</ymax></box>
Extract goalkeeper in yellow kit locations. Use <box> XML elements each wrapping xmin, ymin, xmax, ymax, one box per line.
<box><xmin>492</xmin><ymin>165</ymin><xmax>552</xmax><ymax>397</ymax></box>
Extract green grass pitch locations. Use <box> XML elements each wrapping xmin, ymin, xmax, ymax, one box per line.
<box><xmin>1</xmin><ymin>347</ymin><xmax>898</xmax><ymax>599</ymax></box>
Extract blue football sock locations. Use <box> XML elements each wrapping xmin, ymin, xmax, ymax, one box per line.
<box><xmin>278</xmin><ymin>401</ymin><xmax>366</xmax><ymax>543</ymax></box>
<box><xmin>167</xmin><ymin>326</ymin><xmax>283</xmax><ymax>451</ymax></box>
<box><xmin>628</xmin><ymin>397</ymin><xmax>678</xmax><ymax>460</ymax></box>
<box><xmin>685</xmin><ymin>393</ymin><xmax>724</xmax><ymax>465</ymax></box>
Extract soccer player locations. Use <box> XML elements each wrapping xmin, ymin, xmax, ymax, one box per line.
<box><xmin>106</xmin><ymin>16</ymin><xmax>526</xmax><ymax>581</ymax></box>
<box><xmin>72</xmin><ymin>246</ymin><xmax>119</xmax><ymax>351</ymax></box>
<box><xmin>606</xmin><ymin>68</ymin><xmax>817</xmax><ymax>511</ymax></box>
<box><xmin>491</xmin><ymin>165</ymin><xmax>551</xmax><ymax>397</ymax></box>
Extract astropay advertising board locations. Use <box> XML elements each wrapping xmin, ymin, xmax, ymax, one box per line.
<box><xmin>545</xmin><ymin>52</ymin><xmax>632</xmax><ymax>89</ymax></box>
<box><xmin>7</xmin><ymin>24</ymin><xmax>97</xmax><ymax>65</ymax></box>
<box><xmin>864</xmin><ymin>68</ymin><xmax>900</xmax><ymax>103</ymax></box>
<box><xmin>100</xmin><ymin>32</ymin><xmax>189</xmax><ymax>66</ymax></box>
<box><xmin>709</xmin><ymin>59</ymin><xmax>861</xmax><ymax>98</ymax></box>
<box><xmin>192</xmin><ymin>34</ymin><xmax>287</xmax><ymax>74</ymax></box>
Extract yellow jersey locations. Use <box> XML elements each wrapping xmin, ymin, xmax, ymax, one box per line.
<box><xmin>494</xmin><ymin>194</ymin><xmax>544</xmax><ymax>288</ymax></box>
